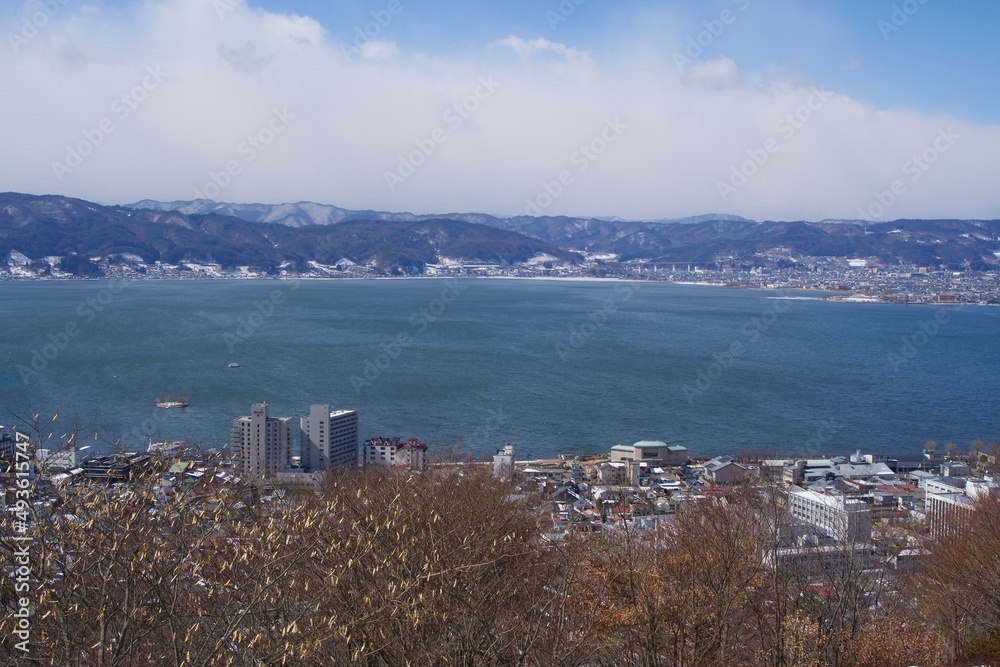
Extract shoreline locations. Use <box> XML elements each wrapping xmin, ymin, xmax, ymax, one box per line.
<box><xmin>2</xmin><ymin>274</ymin><xmax>996</xmax><ymax>306</ymax></box>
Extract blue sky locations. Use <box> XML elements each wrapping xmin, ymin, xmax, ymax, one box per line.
<box><xmin>249</xmin><ymin>0</ymin><xmax>1000</xmax><ymax>123</ymax></box>
<box><xmin>2</xmin><ymin>0</ymin><xmax>998</xmax><ymax>220</ymax></box>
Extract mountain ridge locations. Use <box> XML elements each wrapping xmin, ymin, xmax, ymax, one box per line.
<box><xmin>0</xmin><ymin>193</ymin><xmax>579</xmax><ymax>275</ymax></box>
<box><xmin>124</xmin><ymin>198</ymin><xmax>1000</xmax><ymax>269</ymax></box>
<box><xmin>3</xmin><ymin>193</ymin><xmax>1000</xmax><ymax>275</ymax></box>
<box><xmin>126</xmin><ymin>198</ymin><xmax>756</xmax><ymax>229</ymax></box>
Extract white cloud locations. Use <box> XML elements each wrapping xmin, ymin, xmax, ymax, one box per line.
<box><xmin>489</xmin><ymin>36</ymin><xmax>593</xmax><ymax>66</ymax></box>
<box><xmin>359</xmin><ymin>39</ymin><xmax>399</xmax><ymax>61</ymax></box>
<box><xmin>0</xmin><ymin>0</ymin><xmax>997</xmax><ymax>223</ymax></box>
<box><xmin>686</xmin><ymin>57</ymin><xmax>743</xmax><ymax>89</ymax></box>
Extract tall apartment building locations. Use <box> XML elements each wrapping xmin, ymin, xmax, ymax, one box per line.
<box><xmin>788</xmin><ymin>489</ymin><xmax>872</xmax><ymax>544</ymax></box>
<box><xmin>300</xmin><ymin>405</ymin><xmax>359</xmax><ymax>472</ymax></box>
<box><xmin>231</xmin><ymin>403</ymin><xmax>293</xmax><ymax>479</ymax></box>
<box><xmin>926</xmin><ymin>491</ymin><xmax>973</xmax><ymax>539</ymax></box>
<box><xmin>926</xmin><ymin>478</ymin><xmax>998</xmax><ymax>538</ymax></box>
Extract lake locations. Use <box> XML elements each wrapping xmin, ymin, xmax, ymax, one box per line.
<box><xmin>1</xmin><ymin>278</ymin><xmax>997</xmax><ymax>459</ymax></box>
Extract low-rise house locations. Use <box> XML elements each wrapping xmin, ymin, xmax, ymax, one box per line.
<box><xmin>940</xmin><ymin>461</ymin><xmax>971</xmax><ymax>477</ymax></box>
<box><xmin>907</xmin><ymin>470</ymin><xmax>938</xmax><ymax>488</ymax></box>
<box><xmin>967</xmin><ymin>477</ymin><xmax>1000</xmax><ymax>500</ymax></box>
<box><xmin>395</xmin><ymin>439</ymin><xmax>428</xmax><ymax>470</ymax></box>
<box><xmin>704</xmin><ymin>456</ymin><xmax>750</xmax><ymax>485</ymax></box>
<box><xmin>801</xmin><ymin>459</ymin><xmax>843</xmax><ymax>484</ymax></box>
<box><xmin>597</xmin><ymin>461</ymin><xmax>627</xmax><ymax>485</ymax></box>
<box><xmin>761</xmin><ymin>459</ymin><xmax>794</xmax><ymax>479</ymax></box>
<box><xmin>82</xmin><ymin>453</ymin><xmax>151</xmax><ymax>483</ymax></box>
<box><xmin>872</xmin><ymin>451</ymin><xmax>943</xmax><ymax>474</ymax></box>
<box><xmin>551</xmin><ymin>484</ymin><xmax>581</xmax><ymax>503</ymax></box>
<box><xmin>523</xmin><ymin>466</ymin><xmax>568</xmax><ymax>482</ymax></box>
<box><xmin>872</xmin><ymin>484</ymin><xmax>919</xmax><ymax>510</ymax></box>
<box><xmin>785</xmin><ymin>459</ymin><xmax>846</xmax><ymax>486</ymax></box>
<box><xmin>363</xmin><ymin>437</ymin><xmax>428</xmax><ymax>470</ymax></box>
<box><xmin>837</xmin><ymin>462</ymin><xmax>896</xmax><ymax>481</ymax></box>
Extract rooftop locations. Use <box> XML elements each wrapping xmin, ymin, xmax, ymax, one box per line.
<box><xmin>927</xmin><ymin>476</ymin><xmax>966</xmax><ymax>489</ymax></box>
<box><xmin>838</xmin><ymin>462</ymin><xmax>895</xmax><ymax>478</ymax></box>
<box><xmin>790</xmin><ymin>489</ymin><xmax>869</xmax><ymax>510</ymax></box>
<box><xmin>927</xmin><ymin>491</ymin><xmax>974</xmax><ymax>507</ymax></box>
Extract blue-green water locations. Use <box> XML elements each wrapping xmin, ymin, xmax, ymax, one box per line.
<box><xmin>1</xmin><ymin>279</ymin><xmax>997</xmax><ymax>459</ymax></box>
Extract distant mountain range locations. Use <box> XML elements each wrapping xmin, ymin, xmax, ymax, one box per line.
<box><xmin>2</xmin><ymin>192</ymin><xmax>999</xmax><ymax>276</ymax></box>
<box><xmin>125</xmin><ymin>198</ymin><xmax>1000</xmax><ymax>270</ymax></box>
<box><xmin>128</xmin><ymin>198</ymin><xmax>755</xmax><ymax>229</ymax></box>
<box><xmin>0</xmin><ymin>193</ymin><xmax>577</xmax><ymax>275</ymax></box>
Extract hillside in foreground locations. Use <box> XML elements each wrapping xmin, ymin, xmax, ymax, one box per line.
<box><xmin>2</xmin><ymin>459</ymin><xmax>999</xmax><ymax>666</ymax></box>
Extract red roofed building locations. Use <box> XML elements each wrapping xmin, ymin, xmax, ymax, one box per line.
<box><xmin>363</xmin><ymin>436</ymin><xmax>428</xmax><ymax>470</ymax></box>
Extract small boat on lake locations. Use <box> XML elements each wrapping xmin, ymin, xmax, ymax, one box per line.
<box><xmin>155</xmin><ymin>396</ymin><xmax>189</xmax><ymax>409</ymax></box>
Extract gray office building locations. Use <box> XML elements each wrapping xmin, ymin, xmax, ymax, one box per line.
<box><xmin>231</xmin><ymin>403</ymin><xmax>293</xmax><ymax>479</ymax></box>
<box><xmin>300</xmin><ymin>405</ymin><xmax>359</xmax><ymax>472</ymax></box>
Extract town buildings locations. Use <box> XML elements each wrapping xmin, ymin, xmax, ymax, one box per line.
<box><xmin>926</xmin><ymin>491</ymin><xmax>974</xmax><ymax>539</ymax></box>
<box><xmin>300</xmin><ymin>405</ymin><xmax>359</xmax><ymax>472</ymax></box>
<box><xmin>788</xmin><ymin>488</ymin><xmax>873</xmax><ymax>543</ymax></box>
<box><xmin>232</xmin><ymin>403</ymin><xmax>360</xmax><ymax>479</ymax></box>
<box><xmin>0</xmin><ymin>424</ymin><xmax>16</xmax><ymax>459</ymax></box>
<box><xmin>610</xmin><ymin>441</ymin><xmax>689</xmax><ymax>467</ymax></box>
<box><xmin>926</xmin><ymin>477</ymin><xmax>999</xmax><ymax>538</ymax></box>
<box><xmin>0</xmin><ymin>424</ymin><xmax>31</xmax><ymax>462</ymax></box>
<box><xmin>81</xmin><ymin>453</ymin><xmax>151</xmax><ymax>483</ymax></box>
<box><xmin>704</xmin><ymin>455</ymin><xmax>751</xmax><ymax>485</ymax></box>
<box><xmin>363</xmin><ymin>437</ymin><xmax>428</xmax><ymax>470</ymax></box>
<box><xmin>395</xmin><ymin>439</ymin><xmax>428</xmax><ymax>470</ymax></box>
<box><xmin>493</xmin><ymin>444</ymin><xmax>515</xmax><ymax>477</ymax></box>
<box><xmin>231</xmin><ymin>403</ymin><xmax>293</xmax><ymax>479</ymax></box>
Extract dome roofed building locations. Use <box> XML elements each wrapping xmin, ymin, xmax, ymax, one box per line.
<box><xmin>609</xmin><ymin>441</ymin><xmax>688</xmax><ymax>467</ymax></box>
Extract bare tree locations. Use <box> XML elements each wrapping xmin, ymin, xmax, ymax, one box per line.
<box><xmin>916</xmin><ymin>494</ymin><xmax>1000</xmax><ymax>663</ymax></box>
<box><xmin>2</xmin><ymin>463</ymin><xmax>578</xmax><ymax>666</ymax></box>
<box><xmin>566</xmin><ymin>489</ymin><xmax>767</xmax><ymax>667</ymax></box>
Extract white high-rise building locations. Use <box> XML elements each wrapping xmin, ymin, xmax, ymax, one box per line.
<box><xmin>300</xmin><ymin>405</ymin><xmax>359</xmax><ymax>472</ymax></box>
<box><xmin>926</xmin><ymin>491</ymin><xmax>973</xmax><ymax>539</ymax></box>
<box><xmin>231</xmin><ymin>403</ymin><xmax>293</xmax><ymax>479</ymax></box>
<box><xmin>788</xmin><ymin>489</ymin><xmax>872</xmax><ymax>544</ymax></box>
<box><xmin>926</xmin><ymin>478</ymin><xmax>998</xmax><ymax>538</ymax></box>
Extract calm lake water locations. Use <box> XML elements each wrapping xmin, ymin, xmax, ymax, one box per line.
<box><xmin>1</xmin><ymin>279</ymin><xmax>997</xmax><ymax>459</ymax></box>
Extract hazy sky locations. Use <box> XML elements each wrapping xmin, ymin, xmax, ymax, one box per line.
<box><xmin>3</xmin><ymin>0</ymin><xmax>998</xmax><ymax>221</ymax></box>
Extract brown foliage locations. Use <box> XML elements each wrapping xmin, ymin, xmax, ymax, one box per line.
<box><xmin>4</xmin><ymin>464</ymin><xmax>997</xmax><ymax>667</ymax></box>
<box><xmin>565</xmin><ymin>491</ymin><xmax>767</xmax><ymax>666</ymax></box>
<box><xmin>1</xmin><ymin>466</ymin><xmax>576</xmax><ymax>666</ymax></box>
<box><xmin>916</xmin><ymin>494</ymin><xmax>1000</xmax><ymax>663</ymax></box>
